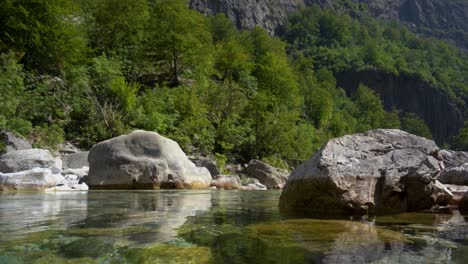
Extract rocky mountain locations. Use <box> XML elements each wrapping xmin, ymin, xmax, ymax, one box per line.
<box><xmin>190</xmin><ymin>0</ymin><xmax>468</xmax><ymax>50</ymax></box>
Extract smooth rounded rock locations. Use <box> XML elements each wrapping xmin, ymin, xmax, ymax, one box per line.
<box><xmin>86</xmin><ymin>130</ymin><xmax>211</xmax><ymax>189</ymax></box>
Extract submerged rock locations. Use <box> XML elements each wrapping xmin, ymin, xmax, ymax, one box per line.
<box><xmin>86</xmin><ymin>130</ymin><xmax>211</xmax><ymax>189</ymax></box>
<box><xmin>209</xmin><ymin>219</ymin><xmax>409</xmax><ymax>264</ymax></box>
<box><xmin>280</xmin><ymin>129</ymin><xmax>452</xmax><ymax>214</ymax></box>
<box><xmin>124</xmin><ymin>243</ymin><xmax>213</xmax><ymax>264</ymax></box>
<box><xmin>61</xmin><ymin>237</ymin><xmax>114</xmax><ymax>258</ymax></box>
<box><xmin>245</xmin><ymin>160</ymin><xmax>288</xmax><ymax>189</ymax></box>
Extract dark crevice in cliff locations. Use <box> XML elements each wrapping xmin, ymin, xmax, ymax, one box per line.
<box><xmin>335</xmin><ymin>70</ymin><xmax>465</xmax><ymax>146</ymax></box>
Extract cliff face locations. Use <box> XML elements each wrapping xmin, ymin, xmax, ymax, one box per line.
<box><xmin>336</xmin><ymin>70</ymin><xmax>465</xmax><ymax>145</ymax></box>
<box><xmin>190</xmin><ymin>0</ymin><xmax>468</xmax><ymax>49</ymax></box>
<box><xmin>189</xmin><ymin>0</ymin><xmax>301</xmax><ymax>34</ymax></box>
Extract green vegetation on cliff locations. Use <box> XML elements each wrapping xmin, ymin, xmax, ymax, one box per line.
<box><xmin>0</xmin><ymin>0</ymin><xmax>466</xmax><ymax>165</ymax></box>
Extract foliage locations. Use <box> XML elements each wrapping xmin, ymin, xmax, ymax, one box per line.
<box><xmin>145</xmin><ymin>0</ymin><xmax>212</xmax><ymax>85</ymax></box>
<box><xmin>0</xmin><ymin>1</ymin><xmax>461</xmax><ymax>165</ymax></box>
<box><xmin>452</xmin><ymin>122</ymin><xmax>468</xmax><ymax>151</ymax></box>
<box><xmin>400</xmin><ymin>113</ymin><xmax>433</xmax><ymax>139</ymax></box>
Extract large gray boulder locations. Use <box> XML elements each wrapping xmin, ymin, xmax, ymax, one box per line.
<box><xmin>0</xmin><ymin>131</ymin><xmax>31</xmax><ymax>153</ymax></box>
<box><xmin>245</xmin><ymin>160</ymin><xmax>288</xmax><ymax>189</ymax></box>
<box><xmin>62</xmin><ymin>151</ymin><xmax>89</xmax><ymax>170</ymax></box>
<box><xmin>85</xmin><ymin>130</ymin><xmax>212</xmax><ymax>189</ymax></box>
<box><xmin>0</xmin><ymin>149</ymin><xmax>61</xmax><ymax>174</ymax></box>
<box><xmin>280</xmin><ymin>129</ymin><xmax>452</xmax><ymax>214</ymax></box>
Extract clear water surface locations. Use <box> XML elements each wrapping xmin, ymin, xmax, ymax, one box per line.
<box><xmin>0</xmin><ymin>190</ymin><xmax>467</xmax><ymax>263</ymax></box>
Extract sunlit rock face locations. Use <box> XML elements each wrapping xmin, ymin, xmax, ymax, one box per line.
<box><xmin>86</xmin><ymin>130</ymin><xmax>212</xmax><ymax>190</ymax></box>
<box><xmin>280</xmin><ymin>129</ymin><xmax>452</xmax><ymax>214</ymax></box>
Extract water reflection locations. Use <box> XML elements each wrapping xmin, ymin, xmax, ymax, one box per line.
<box><xmin>0</xmin><ymin>192</ymin><xmax>88</xmax><ymax>240</ymax></box>
<box><xmin>0</xmin><ymin>191</ymin><xmax>467</xmax><ymax>263</ymax></box>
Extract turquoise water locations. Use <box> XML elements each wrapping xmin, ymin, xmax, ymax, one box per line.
<box><xmin>0</xmin><ymin>190</ymin><xmax>467</xmax><ymax>263</ymax></box>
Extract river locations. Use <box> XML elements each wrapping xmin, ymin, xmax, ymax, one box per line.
<box><xmin>0</xmin><ymin>190</ymin><xmax>467</xmax><ymax>263</ymax></box>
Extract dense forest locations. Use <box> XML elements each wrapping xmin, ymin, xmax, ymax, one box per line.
<box><xmin>1</xmin><ymin>0</ymin><xmax>467</xmax><ymax>167</ymax></box>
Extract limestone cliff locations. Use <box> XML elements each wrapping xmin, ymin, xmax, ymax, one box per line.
<box><xmin>190</xmin><ymin>0</ymin><xmax>468</xmax><ymax>49</ymax></box>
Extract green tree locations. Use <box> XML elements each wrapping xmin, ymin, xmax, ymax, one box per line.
<box><xmin>146</xmin><ymin>0</ymin><xmax>212</xmax><ymax>85</ymax></box>
<box><xmin>1</xmin><ymin>0</ymin><xmax>88</xmax><ymax>75</ymax></box>
<box><xmin>84</xmin><ymin>0</ymin><xmax>149</xmax><ymax>54</ymax></box>
<box><xmin>353</xmin><ymin>85</ymin><xmax>386</xmax><ymax>131</ymax></box>
<box><xmin>452</xmin><ymin>122</ymin><xmax>468</xmax><ymax>151</ymax></box>
<box><xmin>400</xmin><ymin>113</ymin><xmax>432</xmax><ymax>139</ymax></box>
<box><xmin>81</xmin><ymin>55</ymin><xmax>139</xmax><ymax>143</ymax></box>
<box><xmin>0</xmin><ymin>52</ymin><xmax>31</xmax><ymax>136</ymax></box>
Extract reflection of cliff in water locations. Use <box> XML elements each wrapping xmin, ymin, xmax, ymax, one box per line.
<box><xmin>0</xmin><ymin>192</ymin><xmax>88</xmax><ymax>240</ymax></box>
<box><xmin>76</xmin><ymin>191</ymin><xmax>212</xmax><ymax>243</ymax></box>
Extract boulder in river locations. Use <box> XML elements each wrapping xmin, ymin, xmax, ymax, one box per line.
<box><xmin>211</xmin><ymin>175</ymin><xmax>242</xmax><ymax>190</ymax></box>
<box><xmin>86</xmin><ymin>130</ymin><xmax>212</xmax><ymax>189</ymax></box>
<box><xmin>0</xmin><ymin>149</ymin><xmax>64</xmax><ymax>191</ymax></box>
<box><xmin>280</xmin><ymin>129</ymin><xmax>452</xmax><ymax>214</ymax></box>
<box><xmin>0</xmin><ymin>168</ymin><xmax>65</xmax><ymax>191</ymax></box>
<box><xmin>245</xmin><ymin>160</ymin><xmax>288</xmax><ymax>189</ymax></box>
<box><xmin>241</xmin><ymin>178</ymin><xmax>267</xmax><ymax>190</ymax></box>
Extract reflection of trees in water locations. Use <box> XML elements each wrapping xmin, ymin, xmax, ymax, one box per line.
<box><xmin>75</xmin><ymin>191</ymin><xmax>213</xmax><ymax>243</ymax></box>
<box><xmin>0</xmin><ymin>192</ymin><xmax>88</xmax><ymax>239</ymax></box>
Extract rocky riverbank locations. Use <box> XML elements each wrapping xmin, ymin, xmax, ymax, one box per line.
<box><xmin>0</xmin><ymin>130</ymin><xmax>286</xmax><ymax>192</ymax></box>
<box><xmin>2</xmin><ymin>129</ymin><xmax>468</xmax><ymax>215</ymax></box>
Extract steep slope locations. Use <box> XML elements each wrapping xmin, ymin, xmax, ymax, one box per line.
<box><xmin>190</xmin><ymin>0</ymin><xmax>468</xmax><ymax>49</ymax></box>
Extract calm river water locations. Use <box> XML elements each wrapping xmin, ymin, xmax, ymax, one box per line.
<box><xmin>0</xmin><ymin>190</ymin><xmax>467</xmax><ymax>263</ymax></box>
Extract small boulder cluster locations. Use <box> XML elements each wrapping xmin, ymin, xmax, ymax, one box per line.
<box><xmin>191</xmin><ymin>156</ymin><xmax>289</xmax><ymax>191</ymax></box>
<box><xmin>0</xmin><ymin>131</ymin><xmax>89</xmax><ymax>192</ymax></box>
